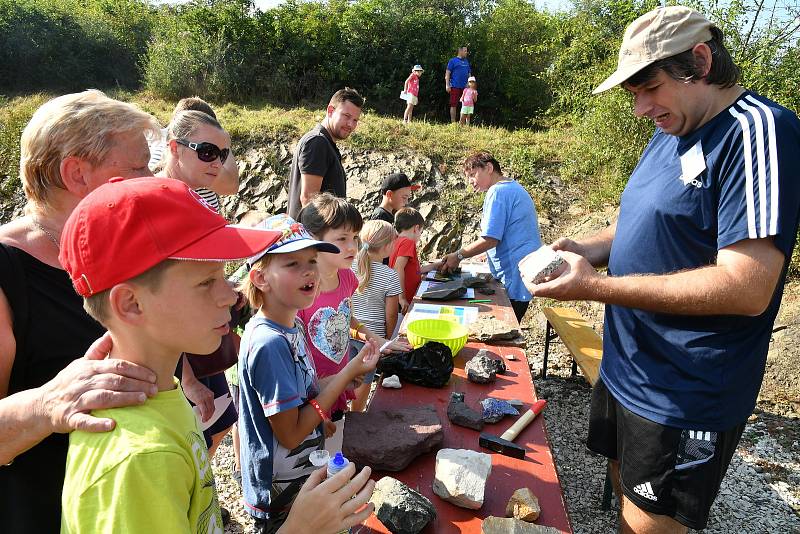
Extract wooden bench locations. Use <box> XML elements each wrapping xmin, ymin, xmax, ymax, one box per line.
<box><xmin>542</xmin><ymin>307</ymin><xmax>602</xmax><ymax>384</ymax></box>
<box><xmin>541</xmin><ymin>306</ymin><xmax>613</xmax><ymax>510</ymax></box>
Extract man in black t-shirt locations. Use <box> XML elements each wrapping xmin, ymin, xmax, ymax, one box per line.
<box><xmin>287</xmin><ymin>88</ymin><xmax>365</xmax><ymax>218</ymax></box>
<box><xmin>370</xmin><ymin>173</ymin><xmax>420</xmax><ymax>224</ymax></box>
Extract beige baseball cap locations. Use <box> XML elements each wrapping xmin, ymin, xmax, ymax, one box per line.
<box><xmin>592</xmin><ymin>6</ymin><xmax>713</xmax><ymax>94</ymax></box>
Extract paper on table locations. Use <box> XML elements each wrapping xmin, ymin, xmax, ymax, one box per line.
<box><xmin>193</xmin><ymin>393</ymin><xmax>233</xmax><ymax>431</ymax></box>
<box><xmin>416</xmin><ymin>280</ymin><xmax>475</xmax><ymax>299</ymax></box>
<box><xmin>406</xmin><ymin>303</ymin><xmax>480</xmax><ymax>325</ymax></box>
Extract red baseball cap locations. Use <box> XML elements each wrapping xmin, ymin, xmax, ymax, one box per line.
<box><xmin>60</xmin><ymin>177</ymin><xmax>282</xmax><ymax>297</ymax></box>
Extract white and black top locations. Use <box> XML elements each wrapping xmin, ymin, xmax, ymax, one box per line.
<box><xmin>350</xmin><ymin>260</ymin><xmax>402</xmax><ymax>338</ymax></box>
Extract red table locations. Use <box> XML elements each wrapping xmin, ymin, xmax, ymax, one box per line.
<box><xmin>356</xmin><ymin>279</ymin><xmax>572</xmax><ymax>533</ymax></box>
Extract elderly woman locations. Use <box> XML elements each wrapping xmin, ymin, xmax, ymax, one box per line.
<box><xmin>0</xmin><ymin>90</ymin><xmax>163</xmax><ymax>532</ymax></box>
<box><xmin>441</xmin><ymin>151</ymin><xmax>543</xmax><ymax>323</ymax></box>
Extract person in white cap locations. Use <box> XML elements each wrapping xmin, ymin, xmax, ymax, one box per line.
<box><xmin>401</xmin><ymin>64</ymin><xmax>424</xmax><ymax>123</ymax></box>
<box><xmin>526</xmin><ymin>6</ymin><xmax>800</xmax><ymax>533</ymax></box>
<box><xmin>459</xmin><ymin>76</ymin><xmax>478</xmax><ymax>125</ymax></box>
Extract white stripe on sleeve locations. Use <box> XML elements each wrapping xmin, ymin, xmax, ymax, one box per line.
<box><xmin>738</xmin><ymin>100</ymin><xmax>769</xmax><ymax>237</ymax></box>
<box><xmin>745</xmin><ymin>94</ymin><xmax>779</xmax><ymax>235</ymax></box>
<box><xmin>729</xmin><ymin>106</ymin><xmax>758</xmax><ymax>239</ymax></box>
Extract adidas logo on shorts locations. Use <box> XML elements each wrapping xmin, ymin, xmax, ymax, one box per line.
<box><xmin>633</xmin><ymin>482</ymin><xmax>658</xmax><ymax>501</ymax></box>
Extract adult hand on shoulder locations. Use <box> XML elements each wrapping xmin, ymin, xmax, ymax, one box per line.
<box><xmin>38</xmin><ymin>332</ymin><xmax>158</xmax><ymax>434</ymax></box>
<box><xmin>523</xmin><ymin>250</ymin><xmax>600</xmax><ymax>302</ymax></box>
<box><xmin>279</xmin><ymin>464</ymin><xmax>375</xmax><ymax>534</ymax></box>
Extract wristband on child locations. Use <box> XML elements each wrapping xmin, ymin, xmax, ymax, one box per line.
<box><xmin>309</xmin><ymin>399</ymin><xmax>329</xmax><ymax>422</ymax></box>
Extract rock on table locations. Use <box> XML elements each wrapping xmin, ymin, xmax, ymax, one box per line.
<box><xmin>370</xmin><ymin>476</ymin><xmax>437</xmax><ymax>534</ymax></box>
<box><xmin>482</xmin><ymin>516</ymin><xmax>560</xmax><ymax>534</ymax></box>
<box><xmin>343</xmin><ymin>405</ymin><xmax>443</xmax><ymax>471</ymax></box>
<box><xmin>432</xmin><ymin>448</ymin><xmax>492</xmax><ymax>509</ymax></box>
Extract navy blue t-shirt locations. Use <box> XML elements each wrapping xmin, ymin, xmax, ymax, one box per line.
<box><xmin>602</xmin><ymin>91</ymin><xmax>800</xmax><ymax>431</ymax></box>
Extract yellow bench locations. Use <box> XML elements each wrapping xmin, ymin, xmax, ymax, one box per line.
<box><xmin>542</xmin><ymin>306</ymin><xmax>603</xmax><ymax>385</ymax></box>
<box><xmin>541</xmin><ymin>306</ymin><xmax>613</xmax><ymax>510</ymax></box>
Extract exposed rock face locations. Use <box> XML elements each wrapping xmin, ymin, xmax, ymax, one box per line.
<box><xmin>482</xmin><ymin>517</ymin><xmax>560</xmax><ymax>534</ymax></box>
<box><xmin>432</xmin><ymin>448</ymin><xmax>492</xmax><ymax>509</ymax></box>
<box><xmin>447</xmin><ymin>392</ymin><xmax>484</xmax><ymax>431</ymax></box>
<box><xmin>370</xmin><ymin>476</ymin><xmax>437</xmax><ymax>534</ymax></box>
<box><xmin>342</xmin><ymin>405</ymin><xmax>443</xmax><ymax>471</ymax></box>
<box><xmin>217</xmin><ymin>143</ymin><xmax>483</xmax><ymax>261</ymax></box>
<box><xmin>505</xmin><ymin>488</ymin><xmax>541</xmax><ymax>522</ymax></box>
<box><xmin>465</xmin><ymin>350</ymin><xmax>507</xmax><ymax>383</ymax></box>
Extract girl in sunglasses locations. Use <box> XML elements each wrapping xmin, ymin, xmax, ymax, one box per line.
<box><xmin>157</xmin><ymin>109</ymin><xmax>235</xmax><ymax>212</ymax></box>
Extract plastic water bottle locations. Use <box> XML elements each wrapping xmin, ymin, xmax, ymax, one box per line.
<box><xmin>327</xmin><ymin>452</ymin><xmax>351</xmax><ymax>534</ymax></box>
<box><xmin>326</xmin><ymin>451</ymin><xmax>349</xmax><ymax>478</ymax></box>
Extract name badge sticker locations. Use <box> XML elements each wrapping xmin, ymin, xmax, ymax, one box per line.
<box><xmin>679</xmin><ymin>141</ymin><xmax>706</xmax><ymax>187</ymax></box>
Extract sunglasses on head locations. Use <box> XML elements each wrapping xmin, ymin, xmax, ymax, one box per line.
<box><xmin>176</xmin><ymin>139</ymin><xmax>230</xmax><ymax>163</ymax></box>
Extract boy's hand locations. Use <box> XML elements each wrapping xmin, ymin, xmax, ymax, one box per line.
<box><xmin>344</xmin><ymin>339</ymin><xmax>379</xmax><ymax>379</ymax></box>
<box><xmin>279</xmin><ymin>464</ymin><xmax>375</xmax><ymax>534</ymax></box>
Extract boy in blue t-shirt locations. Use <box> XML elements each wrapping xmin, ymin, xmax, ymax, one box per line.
<box><xmin>237</xmin><ymin>215</ymin><xmax>380</xmax><ymax>533</ymax></box>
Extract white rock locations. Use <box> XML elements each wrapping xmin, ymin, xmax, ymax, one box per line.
<box><xmin>433</xmin><ymin>448</ymin><xmax>492</xmax><ymax>509</ymax></box>
<box><xmin>382</xmin><ymin>375</ymin><xmax>402</xmax><ymax>388</ymax></box>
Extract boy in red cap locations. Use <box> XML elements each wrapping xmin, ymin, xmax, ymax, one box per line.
<box><xmin>58</xmin><ymin>177</ymin><xmax>281</xmax><ymax>533</ymax></box>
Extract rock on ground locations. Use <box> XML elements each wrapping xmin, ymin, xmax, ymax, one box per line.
<box><xmin>343</xmin><ymin>405</ymin><xmax>443</xmax><ymax>471</ymax></box>
<box><xmin>432</xmin><ymin>448</ymin><xmax>492</xmax><ymax>509</ymax></box>
<box><xmin>370</xmin><ymin>476</ymin><xmax>437</xmax><ymax>534</ymax></box>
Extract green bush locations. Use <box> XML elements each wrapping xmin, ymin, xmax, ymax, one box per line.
<box><xmin>0</xmin><ymin>0</ymin><xmax>154</xmax><ymax>93</ymax></box>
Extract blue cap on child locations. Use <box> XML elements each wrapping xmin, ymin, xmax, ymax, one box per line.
<box><xmin>246</xmin><ymin>214</ymin><xmax>339</xmax><ymax>268</ymax></box>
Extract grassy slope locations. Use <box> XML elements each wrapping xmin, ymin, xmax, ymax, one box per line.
<box><xmin>2</xmin><ymin>91</ymin><xmax>798</xmax><ymax>273</ymax></box>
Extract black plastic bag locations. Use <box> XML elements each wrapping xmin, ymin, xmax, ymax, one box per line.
<box><xmin>377</xmin><ymin>342</ymin><xmax>454</xmax><ymax>388</ymax></box>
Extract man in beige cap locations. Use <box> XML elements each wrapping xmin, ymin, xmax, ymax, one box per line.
<box><xmin>526</xmin><ymin>5</ymin><xmax>800</xmax><ymax>533</ymax></box>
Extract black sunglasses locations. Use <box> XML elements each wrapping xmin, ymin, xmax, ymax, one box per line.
<box><xmin>176</xmin><ymin>139</ymin><xmax>230</xmax><ymax>163</ymax></box>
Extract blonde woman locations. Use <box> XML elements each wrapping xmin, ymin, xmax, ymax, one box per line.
<box><xmin>0</xmin><ymin>90</ymin><xmax>162</xmax><ymax>532</ymax></box>
<box><xmin>350</xmin><ymin>220</ymin><xmax>402</xmax><ymax>411</ymax></box>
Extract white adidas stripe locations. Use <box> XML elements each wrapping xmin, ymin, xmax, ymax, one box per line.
<box><xmin>738</xmin><ymin>101</ymin><xmax>769</xmax><ymax>237</ymax></box>
<box><xmin>745</xmin><ymin>94</ymin><xmax>780</xmax><ymax>235</ymax></box>
<box><xmin>729</xmin><ymin>105</ymin><xmax>757</xmax><ymax>238</ymax></box>
<box><xmin>729</xmin><ymin>97</ymin><xmax>780</xmax><ymax>239</ymax></box>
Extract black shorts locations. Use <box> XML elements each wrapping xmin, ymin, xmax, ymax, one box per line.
<box><xmin>587</xmin><ymin>378</ymin><xmax>746</xmax><ymax>530</ymax></box>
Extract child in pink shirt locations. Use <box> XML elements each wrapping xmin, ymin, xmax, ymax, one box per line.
<box><xmin>401</xmin><ymin>65</ymin><xmax>424</xmax><ymax>123</ymax></box>
<box><xmin>298</xmin><ymin>193</ymin><xmax>410</xmax><ymax>420</ymax></box>
<box><xmin>460</xmin><ymin>76</ymin><xmax>478</xmax><ymax>126</ymax></box>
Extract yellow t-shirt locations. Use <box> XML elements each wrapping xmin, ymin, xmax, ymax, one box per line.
<box><xmin>61</xmin><ymin>381</ymin><xmax>223</xmax><ymax>534</ymax></box>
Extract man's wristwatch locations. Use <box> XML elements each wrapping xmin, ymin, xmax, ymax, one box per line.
<box><xmin>455</xmin><ymin>249</ymin><xmax>465</xmax><ymax>261</ymax></box>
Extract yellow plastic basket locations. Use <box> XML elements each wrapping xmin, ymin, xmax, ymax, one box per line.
<box><xmin>406</xmin><ymin>318</ymin><xmax>469</xmax><ymax>357</ymax></box>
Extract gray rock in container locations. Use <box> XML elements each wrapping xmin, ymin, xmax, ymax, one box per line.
<box><xmin>370</xmin><ymin>476</ymin><xmax>437</xmax><ymax>534</ymax></box>
<box><xmin>447</xmin><ymin>392</ymin><xmax>484</xmax><ymax>431</ymax></box>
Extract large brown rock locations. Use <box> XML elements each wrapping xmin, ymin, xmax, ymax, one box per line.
<box><xmin>343</xmin><ymin>405</ymin><xmax>444</xmax><ymax>471</ymax></box>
